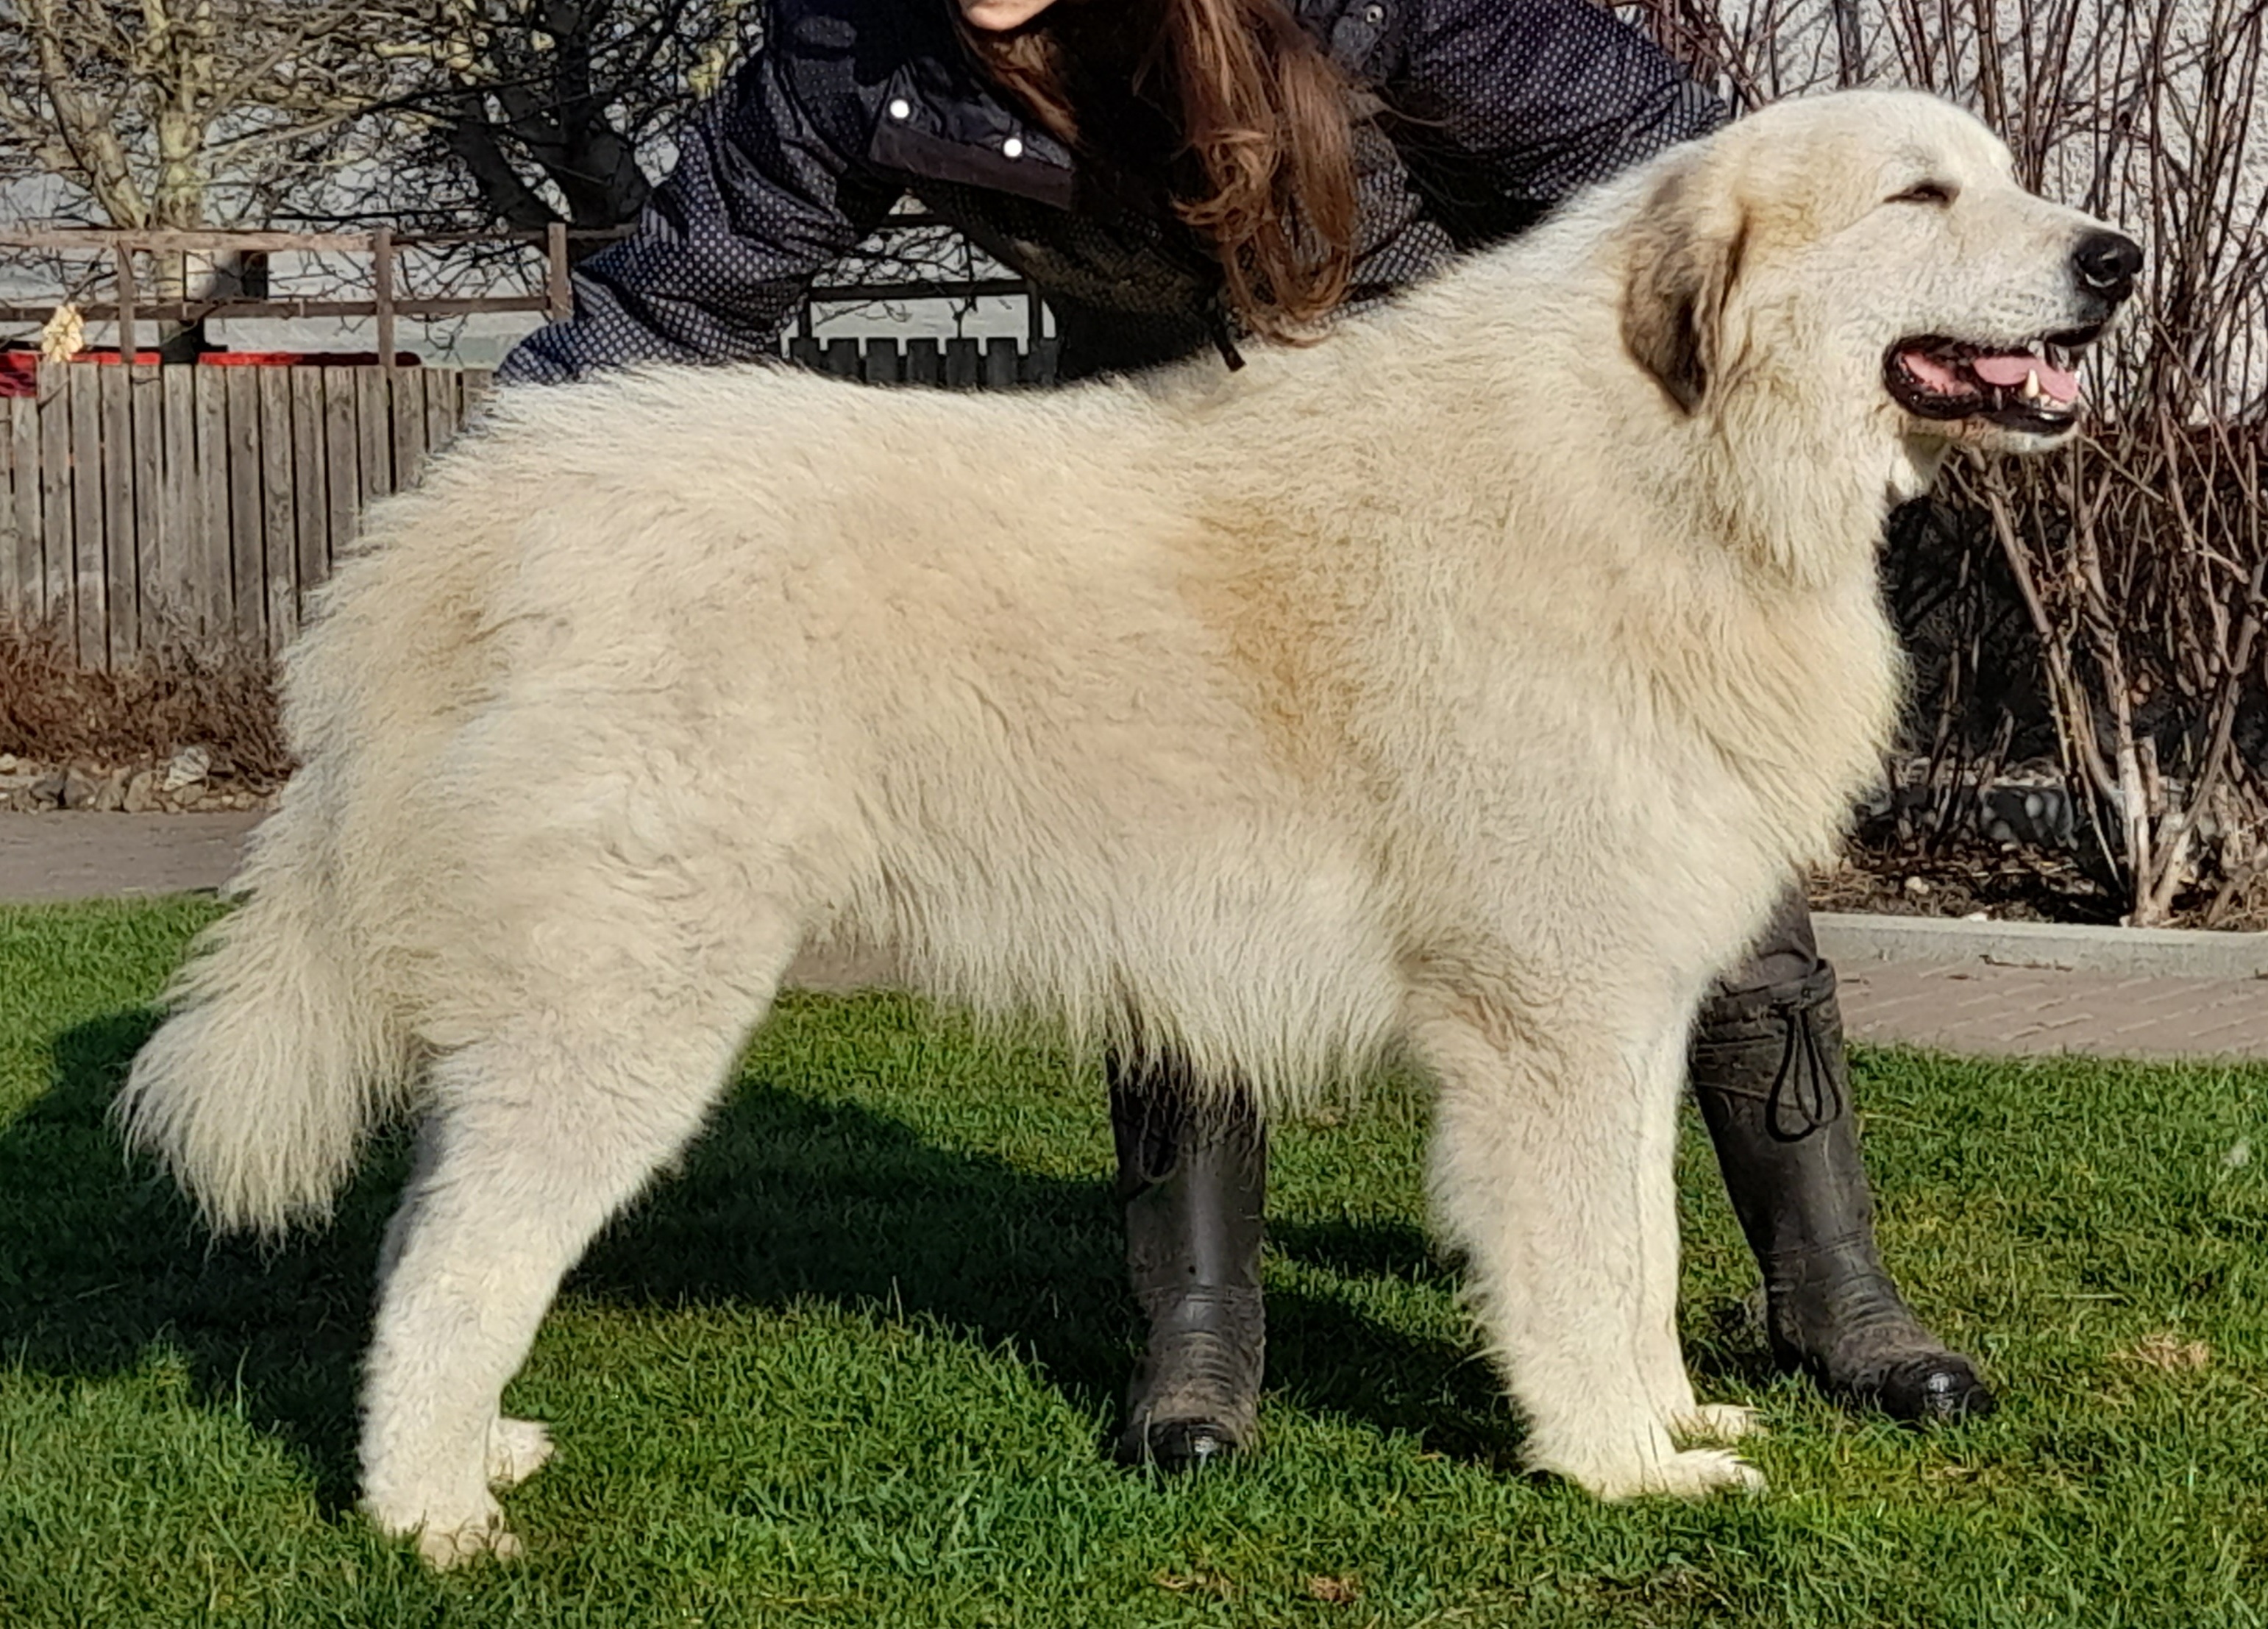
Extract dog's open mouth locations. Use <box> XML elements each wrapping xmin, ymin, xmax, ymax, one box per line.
<box><xmin>1884</xmin><ymin>327</ymin><xmax>2102</xmax><ymax>433</ymax></box>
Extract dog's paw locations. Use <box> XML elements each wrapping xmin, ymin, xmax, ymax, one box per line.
<box><xmin>416</xmin><ymin>1513</ymin><xmax>524</xmax><ymax>1569</ymax></box>
<box><xmin>486</xmin><ymin>1416</ymin><xmax>555</xmax><ymax>1490</ymax></box>
<box><xmin>1539</xmin><ymin>1433</ymin><xmax>1766</xmax><ymax>1502</ymax></box>
<box><xmin>1590</xmin><ymin>1447</ymin><xmax>1765</xmax><ymax>1501</ymax></box>
<box><xmin>366</xmin><ymin>1491</ymin><xmax>522</xmax><ymax>1570</ymax></box>
<box><xmin>1669</xmin><ymin>1402</ymin><xmax>1763</xmax><ymax>1444</ymax></box>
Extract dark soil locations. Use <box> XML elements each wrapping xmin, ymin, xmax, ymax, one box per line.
<box><xmin>1810</xmin><ymin>838</ymin><xmax>2268</xmax><ymax>932</ymax></box>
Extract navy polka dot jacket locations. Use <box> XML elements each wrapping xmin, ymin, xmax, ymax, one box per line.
<box><xmin>498</xmin><ymin>0</ymin><xmax>1727</xmax><ymax>386</ymax></box>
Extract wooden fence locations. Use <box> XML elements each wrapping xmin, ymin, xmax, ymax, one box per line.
<box><xmin>0</xmin><ymin>335</ymin><xmax>1060</xmax><ymax>667</ymax></box>
<box><xmin>0</xmin><ymin>363</ymin><xmax>491</xmax><ymax>666</ymax></box>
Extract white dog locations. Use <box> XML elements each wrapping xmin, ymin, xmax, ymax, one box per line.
<box><xmin>118</xmin><ymin>89</ymin><xmax>2136</xmax><ymax>1565</ymax></box>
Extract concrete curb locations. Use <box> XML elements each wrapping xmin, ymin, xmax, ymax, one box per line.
<box><xmin>1815</xmin><ymin>910</ymin><xmax>2268</xmax><ymax>979</ymax></box>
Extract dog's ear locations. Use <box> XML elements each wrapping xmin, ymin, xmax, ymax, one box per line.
<box><xmin>1621</xmin><ymin>164</ymin><xmax>1749</xmax><ymax>414</ymax></box>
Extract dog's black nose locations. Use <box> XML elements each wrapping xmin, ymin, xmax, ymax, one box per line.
<box><xmin>2072</xmin><ymin>231</ymin><xmax>2144</xmax><ymax>300</ymax></box>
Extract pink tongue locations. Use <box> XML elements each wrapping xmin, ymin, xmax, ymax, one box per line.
<box><xmin>1903</xmin><ymin>352</ymin><xmax>1971</xmax><ymax>393</ymax></box>
<box><xmin>1971</xmin><ymin>351</ymin><xmax>2081</xmax><ymax>400</ymax></box>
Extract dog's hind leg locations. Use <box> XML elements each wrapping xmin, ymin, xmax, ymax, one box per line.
<box><xmin>358</xmin><ymin>929</ymin><xmax>796</xmax><ymax>1567</ymax></box>
<box><xmin>1409</xmin><ymin>987</ymin><xmax>1763</xmax><ymax>1501</ymax></box>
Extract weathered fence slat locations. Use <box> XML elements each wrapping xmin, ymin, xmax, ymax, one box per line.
<box><xmin>38</xmin><ymin>367</ymin><xmax>72</xmax><ymax>634</ymax></box>
<box><xmin>194</xmin><ymin>367</ymin><xmax>231</xmax><ymax>636</ymax></box>
<box><xmin>422</xmin><ymin>369</ymin><xmax>458</xmax><ymax>465</ymax></box>
<box><xmin>357</xmin><ymin>369</ymin><xmax>391</xmax><ymax>509</ymax></box>
<box><xmin>157</xmin><ymin>364</ymin><xmax>197</xmax><ymax>639</ymax></box>
<box><xmin>225</xmin><ymin>369</ymin><xmax>264</xmax><ymax>647</ymax></box>
<box><xmin>983</xmin><ymin>338</ymin><xmax>1019</xmax><ymax>391</ymax></box>
<box><xmin>290</xmin><ymin>369</ymin><xmax>327</xmax><ymax>619</ymax></box>
<box><xmin>99</xmin><ymin>364</ymin><xmax>136</xmax><ymax>664</ymax></box>
<box><xmin>69</xmin><ymin>369</ymin><xmax>105</xmax><ymax>664</ymax></box>
<box><xmin>390</xmin><ymin>369</ymin><xmax>427</xmax><ymax>495</ymax></box>
<box><xmin>905</xmin><ymin>338</ymin><xmax>941</xmax><ymax>387</ymax></box>
<box><xmin>861</xmin><ymin>339</ymin><xmax>902</xmax><ymax>385</ymax></box>
<box><xmin>323</xmin><ymin>369</ymin><xmax>360</xmax><ymax>565</ymax></box>
<box><xmin>945</xmin><ymin>338</ymin><xmax>981</xmax><ymax>388</ymax></box>
<box><xmin>129</xmin><ymin>366</ymin><xmax>164</xmax><ymax>650</ymax></box>
<box><xmin>7</xmin><ymin>394</ymin><xmax>37</xmax><ymax>621</ymax></box>
<box><xmin>258</xmin><ymin>367</ymin><xmax>296</xmax><ymax>651</ymax></box>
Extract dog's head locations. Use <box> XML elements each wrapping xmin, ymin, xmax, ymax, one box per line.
<box><xmin>1622</xmin><ymin>90</ymin><xmax>2141</xmax><ymax>466</ymax></box>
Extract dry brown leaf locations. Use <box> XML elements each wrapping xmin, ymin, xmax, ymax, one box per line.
<box><xmin>2119</xmin><ymin>1331</ymin><xmax>2211</xmax><ymax>1372</ymax></box>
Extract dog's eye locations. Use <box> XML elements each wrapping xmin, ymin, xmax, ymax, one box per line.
<box><xmin>1889</xmin><ymin>181</ymin><xmax>1956</xmax><ymax>206</ymax></box>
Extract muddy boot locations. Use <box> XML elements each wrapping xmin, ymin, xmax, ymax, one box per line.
<box><xmin>1109</xmin><ymin>1054</ymin><xmax>1267</xmax><ymax>1472</ymax></box>
<box><xmin>1690</xmin><ymin>890</ymin><xmax>1997</xmax><ymax>1422</ymax></box>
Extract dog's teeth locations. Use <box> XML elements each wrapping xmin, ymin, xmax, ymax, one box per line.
<box><xmin>2022</xmin><ymin>369</ymin><xmax>2042</xmax><ymax>400</ymax></box>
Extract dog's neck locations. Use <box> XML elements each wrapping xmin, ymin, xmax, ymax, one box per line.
<box><xmin>1683</xmin><ymin>392</ymin><xmax>1916</xmax><ymax>594</ymax></box>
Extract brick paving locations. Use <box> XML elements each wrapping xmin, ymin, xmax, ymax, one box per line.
<box><xmin>1836</xmin><ymin>959</ymin><xmax>2268</xmax><ymax>1061</ymax></box>
<box><xmin>7</xmin><ymin>812</ymin><xmax>2267</xmax><ymax>1062</ymax></box>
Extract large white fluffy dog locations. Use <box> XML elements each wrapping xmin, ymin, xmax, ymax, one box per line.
<box><xmin>119</xmin><ymin>90</ymin><xmax>2134</xmax><ymax>1563</ymax></box>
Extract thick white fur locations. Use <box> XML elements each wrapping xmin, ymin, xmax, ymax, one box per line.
<box><xmin>116</xmin><ymin>90</ymin><xmax>2120</xmax><ymax>1564</ymax></box>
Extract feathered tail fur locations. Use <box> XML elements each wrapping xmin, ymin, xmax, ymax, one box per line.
<box><xmin>114</xmin><ymin>767</ymin><xmax>414</xmax><ymax>1234</ymax></box>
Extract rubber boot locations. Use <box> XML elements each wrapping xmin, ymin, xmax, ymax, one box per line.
<box><xmin>1690</xmin><ymin>888</ymin><xmax>1997</xmax><ymax>1422</ymax></box>
<box><xmin>1109</xmin><ymin>1052</ymin><xmax>1267</xmax><ymax>1472</ymax></box>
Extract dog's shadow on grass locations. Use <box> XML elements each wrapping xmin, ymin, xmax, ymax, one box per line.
<box><xmin>4</xmin><ymin>1007</ymin><xmax>388</xmax><ymax>1508</ymax></box>
<box><xmin>2</xmin><ymin>997</ymin><xmax>1527</xmax><ymax>1511</ymax></box>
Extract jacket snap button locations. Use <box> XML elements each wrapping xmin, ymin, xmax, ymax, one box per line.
<box><xmin>887</xmin><ymin>98</ymin><xmax>911</xmax><ymax>120</ymax></box>
<box><xmin>1001</xmin><ymin>136</ymin><xmax>1024</xmax><ymax>159</ymax></box>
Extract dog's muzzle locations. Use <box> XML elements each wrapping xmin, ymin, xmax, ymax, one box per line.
<box><xmin>1881</xmin><ymin>227</ymin><xmax>2143</xmax><ymax>438</ymax></box>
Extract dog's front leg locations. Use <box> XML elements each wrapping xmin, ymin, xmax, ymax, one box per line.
<box><xmin>1407</xmin><ymin>987</ymin><xmax>1763</xmax><ymax>1500</ymax></box>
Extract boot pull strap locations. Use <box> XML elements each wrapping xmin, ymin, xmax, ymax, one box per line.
<box><xmin>1765</xmin><ymin>965</ymin><xmax>1844</xmax><ymax>1142</ymax></box>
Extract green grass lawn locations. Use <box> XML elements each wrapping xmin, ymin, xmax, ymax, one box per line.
<box><xmin>2</xmin><ymin>900</ymin><xmax>2265</xmax><ymax>1627</ymax></box>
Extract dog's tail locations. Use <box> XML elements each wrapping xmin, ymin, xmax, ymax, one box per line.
<box><xmin>116</xmin><ymin>764</ymin><xmax>415</xmax><ymax>1237</ymax></box>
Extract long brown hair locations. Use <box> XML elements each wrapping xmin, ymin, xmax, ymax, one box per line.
<box><xmin>961</xmin><ymin>0</ymin><xmax>1359</xmax><ymax>341</ymax></box>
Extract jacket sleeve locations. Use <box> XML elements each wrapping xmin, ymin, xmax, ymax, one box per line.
<box><xmin>497</xmin><ymin>38</ymin><xmax>902</xmax><ymax>385</ymax></box>
<box><xmin>1385</xmin><ymin>0</ymin><xmax>1730</xmax><ymax>248</ymax></box>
